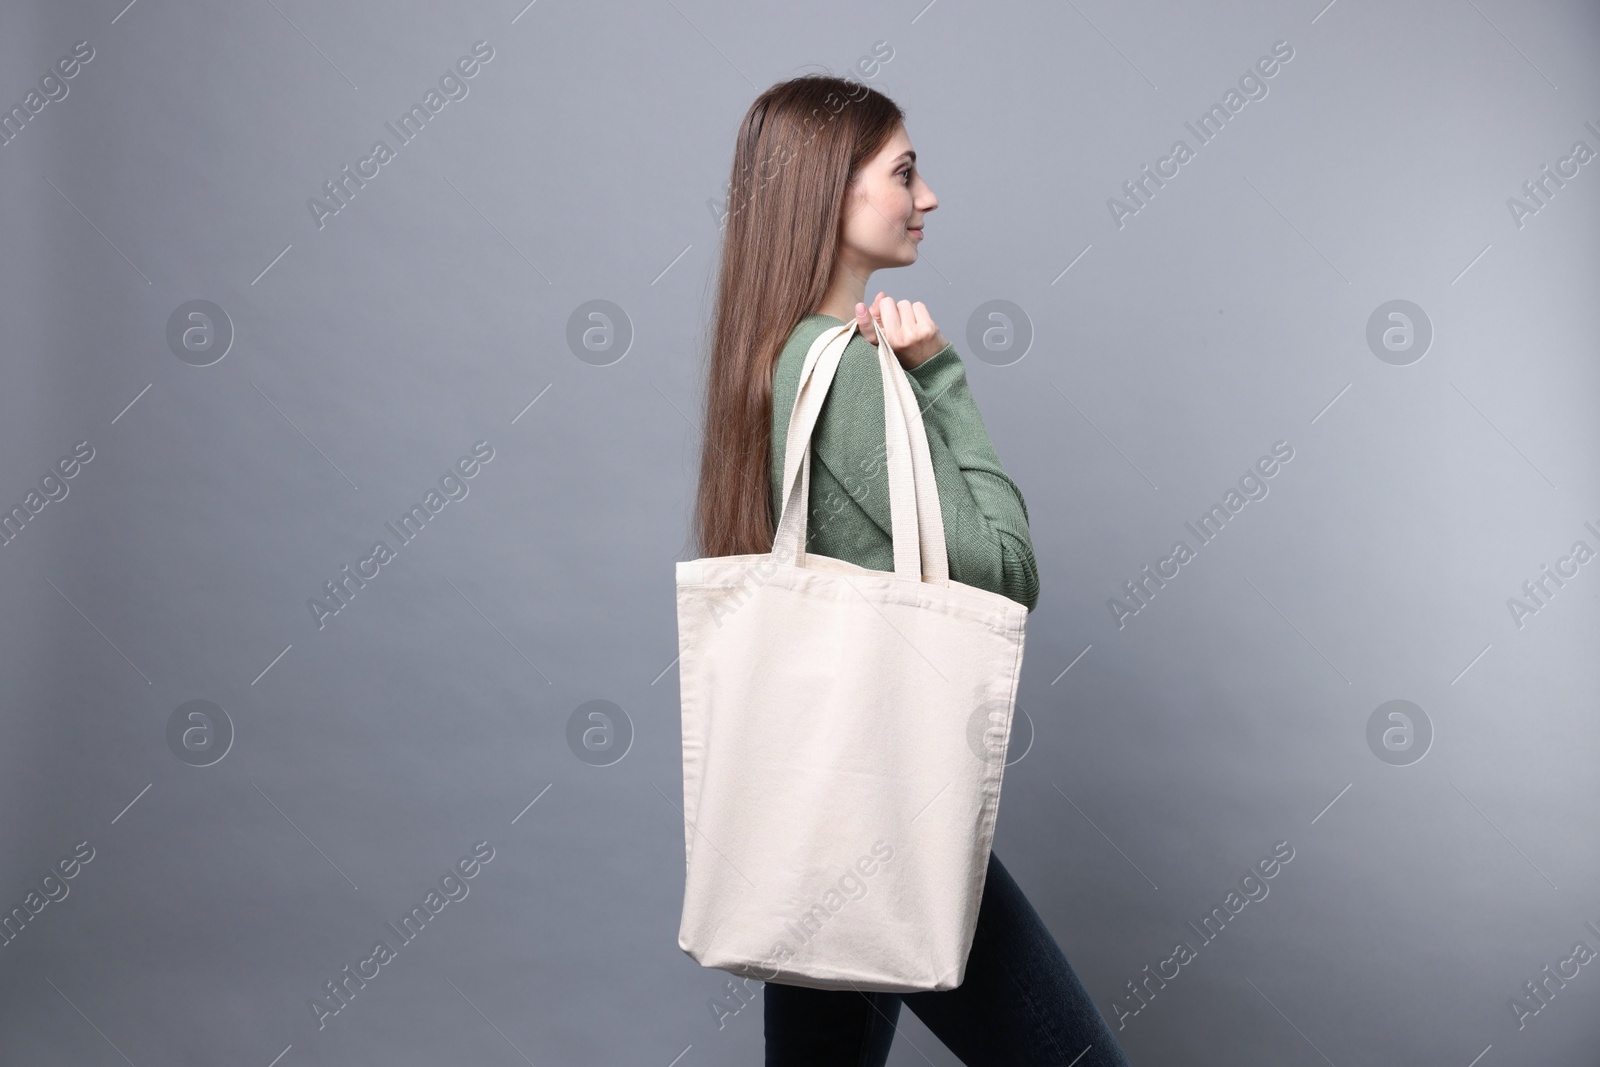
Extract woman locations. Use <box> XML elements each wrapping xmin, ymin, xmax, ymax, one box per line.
<box><xmin>693</xmin><ymin>75</ymin><xmax>1133</xmax><ymax>1067</ymax></box>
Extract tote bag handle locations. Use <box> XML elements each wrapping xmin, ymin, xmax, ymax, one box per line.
<box><xmin>772</xmin><ymin>317</ymin><xmax>949</xmax><ymax>584</ymax></box>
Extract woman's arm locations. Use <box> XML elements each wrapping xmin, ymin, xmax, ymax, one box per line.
<box><xmin>906</xmin><ymin>342</ymin><xmax>1040</xmax><ymax>611</ymax></box>
<box><xmin>809</xmin><ymin>332</ymin><xmax>1040</xmax><ymax>611</ymax></box>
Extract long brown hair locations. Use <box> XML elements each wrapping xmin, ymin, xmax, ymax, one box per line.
<box><xmin>692</xmin><ymin>75</ymin><xmax>905</xmax><ymax>559</ymax></box>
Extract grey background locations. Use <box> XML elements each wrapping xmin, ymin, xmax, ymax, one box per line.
<box><xmin>2</xmin><ymin>0</ymin><xmax>1597</xmax><ymax>1064</ymax></box>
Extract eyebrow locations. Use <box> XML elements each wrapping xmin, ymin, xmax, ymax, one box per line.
<box><xmin>893</xmin><ymin>150</ymin><xmax>916</xmax><ymax>165</ymax></box>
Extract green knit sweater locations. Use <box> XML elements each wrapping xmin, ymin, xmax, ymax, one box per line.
<box><xmin>769</xmin><ymin>313</ymin><xmax>1040</xmax><ymax>612</ymax></box>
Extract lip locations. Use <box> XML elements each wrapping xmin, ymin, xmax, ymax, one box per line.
<box><xmin>908</xmin><ymin>227</ymin><xmax>923</xmax><ymax>239</ymax></box>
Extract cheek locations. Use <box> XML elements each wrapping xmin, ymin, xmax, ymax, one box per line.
<box><xmin>875</xmin><ymin>188</ymin><xmax>911</xmax><ymax>227</ymax></box>
<box><xmin>848</xmin><ymin>186</ymin><xmax>910</xmax><ymax>248</ymax></box>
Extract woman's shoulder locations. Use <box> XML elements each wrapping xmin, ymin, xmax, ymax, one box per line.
<box><xmin>773</xmin><ymin>313</ymin><xmax>887</xmax><ymax>431</ymax></box>
<box><xmin>777</xmin><ymin>313</ymin><xmax>844</xmax><ymax>370</ymax></box>
<box><xmin>774</xmin><ymin>314</ymin><xmax>843</xmax><ymax>416</ymax></box>
<box><xmin>774</xmin><ymin>313</ymin><xmax>884</xmax><ymax>385</ymax></box>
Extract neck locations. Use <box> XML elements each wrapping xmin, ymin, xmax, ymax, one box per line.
<box><xmin>813</xmin><ymin>257</ymin><xmax>873</xmax><ymax>321</ymax></box>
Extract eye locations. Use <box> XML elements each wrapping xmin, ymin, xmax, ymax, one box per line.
<box><xmin>898</xmin><ymin>167</ymin><xmax>913</xmax><ymax>184</ymax></box>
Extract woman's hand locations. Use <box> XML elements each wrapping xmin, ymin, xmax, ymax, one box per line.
<box><xmin>854</xmin><ymin>292</ymin><xmax>948</xmax><ymax>370</ymax></box>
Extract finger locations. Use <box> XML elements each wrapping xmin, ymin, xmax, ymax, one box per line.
<box><xmin>896</xmin><ymin>299</ymin><xmax>919</xmax><ymax>346</ymax></box>
<box><xmin>855</xmin><ymin>302</ymin><xmax>878</xmax><ymax>343</ymax></box>
<box><xmin>878</xmin><ymin>295</ymin><xmax>902</xmax><ymax>338</ymax></box>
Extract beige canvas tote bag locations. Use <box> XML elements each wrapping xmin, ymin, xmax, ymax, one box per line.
<box><xmin>674</xmin><ymin>317</ymin><xmax>1028</xmax><ymax>992</ymax></box>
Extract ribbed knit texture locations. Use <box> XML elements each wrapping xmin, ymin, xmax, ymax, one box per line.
<box><xmin>769</xmin><ymin>313</ymin><xmax>1040</xmax><ymax>612</ymax></box>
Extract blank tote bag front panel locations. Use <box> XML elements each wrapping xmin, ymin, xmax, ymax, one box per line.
<box><xmin>674</xmin><ymin>319</ymin><xmax>1027</xmax><ymax>993</ymax></box>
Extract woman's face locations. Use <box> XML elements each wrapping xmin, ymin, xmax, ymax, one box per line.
<box><xmin>839</xmin><ymin>124</ymin><xmax>938</xmax><ymax>272</ymax></box>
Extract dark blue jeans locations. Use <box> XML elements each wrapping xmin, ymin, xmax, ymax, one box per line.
<box><xmin>763</xmin><ymin>850</ymin><xmax>1133</xmax><ymax>1066</ymax></box>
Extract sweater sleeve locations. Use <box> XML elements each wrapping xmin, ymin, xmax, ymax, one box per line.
<box><xmin>808</xmin><ymin>332</ymin><xmax>1041</xmax><ymax>612</ymax></box>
